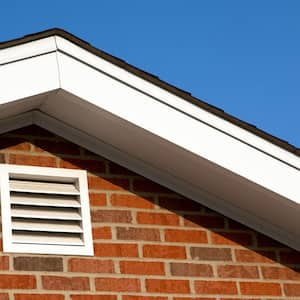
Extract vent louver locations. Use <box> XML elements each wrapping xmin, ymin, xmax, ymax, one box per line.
<box><xmin>10</xmin><ymin>178</ymin><xmax>84</xmax><ymax>246</ymax></box>
<box><xmin>0</xmin><ymin>165</ymin><xmax>93</xmax><ymax>255</ymax></box>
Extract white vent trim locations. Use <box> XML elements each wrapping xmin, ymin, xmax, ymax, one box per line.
<box><xmin>0</xmin><ymin>164</ymin><xmax>93</xmax><ymax>256</ymax></box>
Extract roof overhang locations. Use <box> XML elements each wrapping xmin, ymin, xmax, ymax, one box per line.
<box><xmin>1</xmin><ymin>31</ymin><xmax>300</xmax><ymax>251</ymax></box>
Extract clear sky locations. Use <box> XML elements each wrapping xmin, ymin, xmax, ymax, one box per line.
<box><xmin>1</xmin><ymin>1</ymin><xmax>300</xmax><ymax>147</ymax></box>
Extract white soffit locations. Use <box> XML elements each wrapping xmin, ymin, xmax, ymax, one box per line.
<box><xmin>0</xmin><ymin>32</ymin><xmax>300</xmax><ymax>250</ymax></box>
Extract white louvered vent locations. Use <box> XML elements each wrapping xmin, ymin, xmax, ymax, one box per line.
<box><xmin>0</xmin><ymin>165</ymin><xmax>93</xmax><ymax>255</ymax></box>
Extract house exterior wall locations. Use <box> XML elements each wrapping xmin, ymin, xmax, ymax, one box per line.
<box><xmin>0</xmin><ymin>125</ymin><xmax>299</xmax><ymax>300</ymax></box>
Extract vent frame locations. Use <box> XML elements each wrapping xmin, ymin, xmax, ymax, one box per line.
<box><xmin>0</xmin><ymin>164</ymin><xmax>93</xmax><ymax>256</ymax></box>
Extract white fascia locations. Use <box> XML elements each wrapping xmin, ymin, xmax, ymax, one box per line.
<box><xmin>55</xmin><ymin>36</ymin><xmax>300</xmax><ymax>170</ymax></box>
<box><xmin>1</xmin><ymin>35</ymin><xmax>300</xmax><ymax>212</ymax></box>
<box><xmin>1</xmin><ymin>35</ymin><xmax>298</xmax><ymax>167</ymax></box>
<box><xmin>50</xmin><ymin>38</ymin><xmax>300</xmax><ymax>206</ymax></box>
<box><xmin>0</xmin><ymin>37</ymin><xmax>60</xmax><ymax>104</ymax></box>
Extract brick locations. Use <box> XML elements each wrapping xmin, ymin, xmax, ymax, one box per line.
<box><xmin>195</xmin><ymin>281</ymin><xmax>237</xmax><ymax>295</ymax></box>
<box><xmin>68</xmin><ymin>258</ymin><xmax>114</xmax><ymax>273</ymax></box>
<box><xmin>146</xmin><ymin>279</ymin><xmax>190</xmax><ymax>293</ymax></box>
<box><xmin>174</xmin><ymin>298</ymin><xmax>214</xmax><ymax>300</ymax></box>
<box><xmin>14</xmin><ymin>256</ymin><xmax>63</xmax><ymax>272</ymax></box>
<box><xmin>15</xmin><ymin>295</ymin><xmax>64</xmax><ymax>300</ymax></box>
<box><xmin>92</xmin><ymin>226</ymin><xmax>112</xmax><ymax>239</ymax></box>
<box><xmin>280</xmin><ymin>250</ymin><xmax>300</xmax><ymax>264</ymax></box>
<box><xmin>9</xmin><ymin>125</ymin><xmax>55</xmax><ymax>137</ymax></box>
<box><xmin>120</xmin><ymin>261</ymin><xmax>165</xmax><ymax>275</ymax></box>
<box><xmin>60</xmin><ymin>158</ymin><xmax>105</xmax><ymax>173</ymax></box>
<box><xmin>91</xmin><ymin>210</ymin><xmax>132</xmax><ymax>223</ymax></box>
<box><xmin>132</xmin><ymin>179</ymin><xmax>171</xmax><ymax>193</ymax></box>
<box><xmin>170</xmin><ymin>263</ymin><xmax>213</xmax><ymax>277</ymax></box>
<box><xmin>183</xmin><ymin>215</ymin><xmax>225</xmax><ymax>228</ymax></box>
<box><xmin>235</xmin><ymin>249</ymin><xmax>276</xmax><ymax>263</ymax></box>
<box><xmin>95</xmin><ymin>278</ymin><xmax>140</xmax><ymax>292</ymax></box>
<box><xmin>217</xmin><ymin>265</ymin><xmax>259</xmax><ymax>278</ymax></box>
<box><xmin>0</xmin><ymin>294</ymin><xmax>8</xmax><ymax>300</ymax></box>
<box><xmin>190</xmin><ymin>247</ymin><xmax>232</xmax><ymax>261</ymax></box>
<box><xmin>284</xmin><ymin>283</ymin><xmax>300</xmax><ymax>296</ymax></box>
<box><xmin>220</xmin><ymin>299</ymin><xmax>260</xmax><ymax>300</ymax></box>
<box><xmin>256</xmin><ymin>233</ymin><xmax>285</xmax><ymax>248</ymax></box>
<box><xmin>240</xmin><ymin>282</ymin><xmax>281</xmax><ymax>296</ymax></box>
<box><xmin>158</xmin><ymin>197</ymin><xmax>202</xmax><ymax>211</ymax></box>
<box><xmin>137</xmin><ymin>212</ymin><xmax>179</xmax><ymax>226</ymax></box>
<box><xmin>35</xmin><ymin>140</ymin><xmax>80</xmax><ymax>155</ymax></box>
<box><xmin>0</xmin><ymin>137</ymin><xmax>31</xmax><ymax>151</ymax></box>
<box><xmin>0</xmin><ymin>274</ymin><xmax>36</xmax><ymax>289</ymax></box>
<box><xmin>42</xmin><ymin>276</ymin><xmax>90</xmax><ymax>291</ymax></box>
<box><xmin>227</xmin><ymin>219</ymin><xmax>249</xmax><ymax>230</ymax></box>
<box><xmin>88</xmin><ymin>176</ymin><xmax>130</xmax><ymax>190</ymax></box>
<box><xmin>262</xmin><ymin>266</ymin><xmax>300</xmax><ymax>280</ymax></box>
<box><xmin>117</xmin><ymin>227</ymin><xmax>160</xmax><ymax>241</ymax></box>
<box><xmin>0</xmin><ymin>256</ymin><xmax>9</xmax><ymax>270</ymax></box>
<box><xmin>203</xmin><ymin>207</ymin><xmax>216</xmax><ymax>213</ymax></box>
<box><xmin>71</xmin><ymin>296</ymin><xmax>116</xmax><ymax>300</ymax></box>
<box><xmin>108</xmin><ymin>162</ymin><xmax>136</xmax><ymax>175</ymax></box>
<box><xmin>82</xmin><ymin>148</ymin><xmax>100</xmax><ymax>157</ymax></box>
<box><xmin>94</xmin><ymin>243</ymin><xmax>138</xmax><ymax>257</ymax></box>
<box><xmin>9</xmin><ymin>154</ymin><xmax>56</xmax><ymax>167</ymax></box>
<box><xmin>111</xmin><ymin>194</ymin><xmax>154</xmax><ymax>209</ymax></box>
<box><xmin>143</xmin><ymin>245</ymin><xmax>186</xmax><ymax>259</ymax></box>
<box><xmin>211</xmin><ymin>232</ymin><xmax>253</xmax><ymax>246</ymax></box>
<box><xmin>165</xmin><ymin>229</ymin><xmax>207</xmax><ymax>243</ymax></box>
<box><xmin>123</xmin><ymin>297</ymin><xmax>167</xmax><ymax>300</ymax></box>
<box><xmin>89</xmin><ymin>193</ymin><xmax>107</xmax><ymax>206</ymax></box>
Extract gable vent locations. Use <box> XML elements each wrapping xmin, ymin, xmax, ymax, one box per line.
<box><xmin>0</xmin><ymin>165</ymin><xmax>93</xmax><ymax>256</ymax></box>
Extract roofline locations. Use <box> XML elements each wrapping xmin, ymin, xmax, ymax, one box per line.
<box><xmin>1</xmin><ymin>28</ymin><xmax>299</xmax><ymax>156</ymax></box>
<box><xmin>1</xmin><ymin>31</ymin><xmax>300</xmax><ymax>251</ymax></box>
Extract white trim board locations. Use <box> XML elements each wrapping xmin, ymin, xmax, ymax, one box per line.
<box><xmin>0</xmin><ymin>32</ymin><xmax>300</xmax><ymax>251</ymax></box>
<box><xmin>0</xmin><ymin>109</ymin><xmax>299</xmax><ymax>251</ymax></box>
<box><xmin>1</xmin><ymin>35</ymin><xmax>299</xmax><ymax>169</ymax></box>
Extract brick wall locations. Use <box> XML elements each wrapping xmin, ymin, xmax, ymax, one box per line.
<box><xmin>0</xmin><ymin>125</ymin><xmax>299</xmax><ymax>300</ymax></box>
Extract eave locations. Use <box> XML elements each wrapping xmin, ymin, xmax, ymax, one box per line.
<box><xmin>1</xmin><ymin>30</ymin><xmax>300</xmax><ymax>251</ymax></box>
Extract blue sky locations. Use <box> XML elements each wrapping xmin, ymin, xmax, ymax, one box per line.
<box><xmin>1</xmin><ymin>1</ymin><xmax>300</xmax><ymax>147</ymax></box>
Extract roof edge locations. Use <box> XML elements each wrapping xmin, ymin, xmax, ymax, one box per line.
<box><xmin>1</xmin><ymin>28</ymin><xmax>299</xmax><ymax>156</ymax></box>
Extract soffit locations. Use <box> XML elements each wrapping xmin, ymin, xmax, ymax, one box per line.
<box><xmin>0</xmin><ymin>30</ymin><xmax>300</xmax><ymax>251</ymax></box>
<box><xmin>1</xmin><ymin>28</ymin><xmax>299</xmax><ymax>156</ymax></box>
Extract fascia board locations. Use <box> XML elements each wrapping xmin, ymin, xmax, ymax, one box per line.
<box><xmin>0</xmin><ymin>34</ymin><xmax>298</xmax><ymax>168</ymax></box>
<box><xmin>55</xmin><ymin>36</ymin><xmax>300</xmax><ymax>169</ymax></box>
<box><xmin>0</xmin><ymin>34</ymin><xmax>298</xmax><ymax>250</ymax></box>
<box><xmin>0</xmin><ymin>37</ymin><xmax>57</xmax><ymax>65</ymax></box>
<box><xmin>55</xmin><ymin>51</ymin><xmax>300</xmax><ymax>206</ymax></box>
<box><xmin>0</xmin><ymin>52</ymin><xmax>60</xmax><ymax>104</ymax></box>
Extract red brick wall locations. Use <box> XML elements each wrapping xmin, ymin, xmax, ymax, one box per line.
<box><xmin>0</xmin><ymin>125</ymin><xmax>299</xmax><ymax>300</ymax></box>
